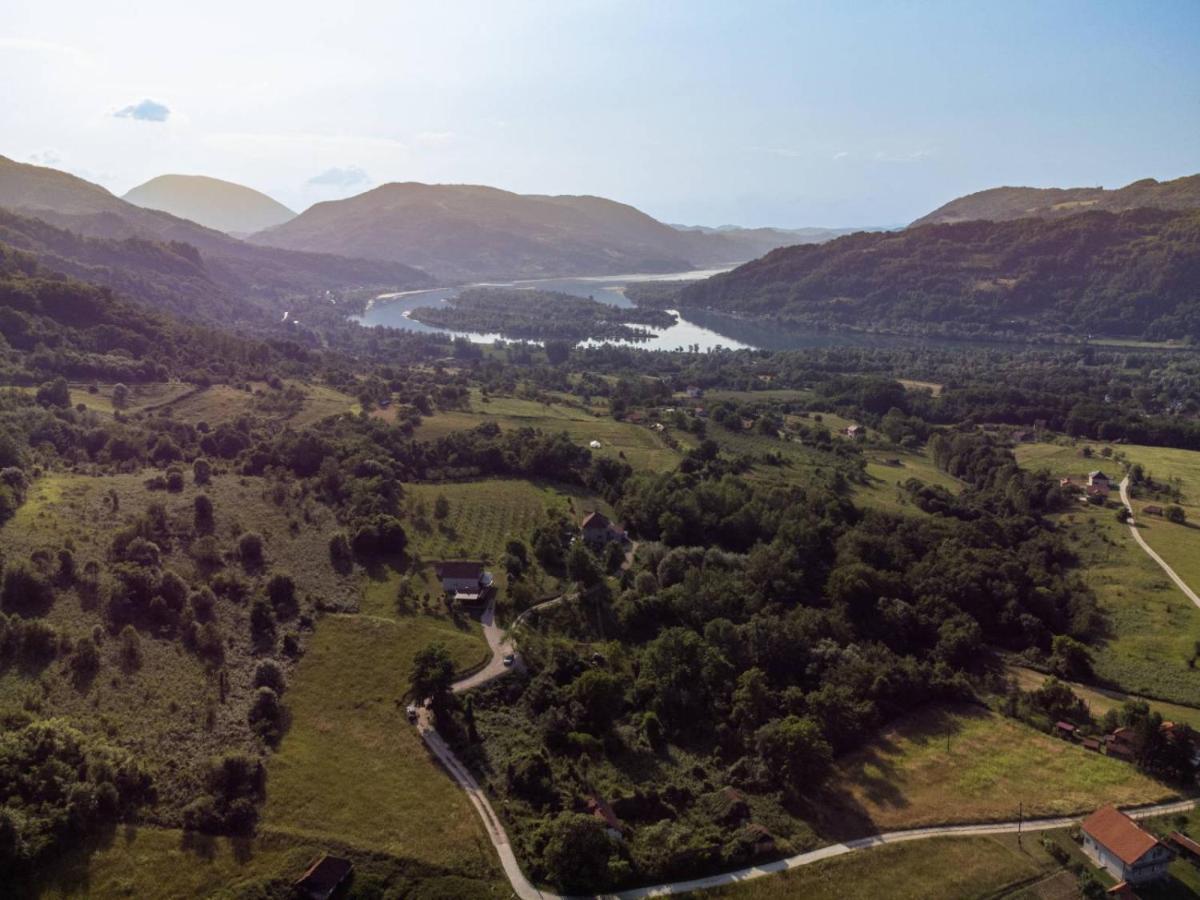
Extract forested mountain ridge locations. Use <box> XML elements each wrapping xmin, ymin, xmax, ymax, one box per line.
<box><xmin>250</xmin><ymin>181</ymin><xmax>797</xmax><ymax>281</ymax></box>
<box><xmin>123</xmin><ymin>174</ymin><xmax>296</xmax><ymax>236</ymax></box>
<box><xmin>0</xmin><ymin>156</ymin><xmax>432</xmax><ymax>311</ymax></box>
<box><xmin>675</xmin><ymin>208</ymin><xmax>1200</xmax><ymax>340</ymax></box>
<box><xmin>912</xmin><ymin>173</ymin><xmax>1200</xmax><ymax>227</ymax></box>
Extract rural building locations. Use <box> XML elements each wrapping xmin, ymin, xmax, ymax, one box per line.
<box><xmin>685</xmin><ymin>385</ymin><xmax>704</xmax><ymax>399</ymax></box>
<box><xmin>1081</xmin><ymin>805</ymin><xmax>1173</xmax><ymax>884</ymax></box>
<box><xmin>434</xmin><ymin>561</ymin><xmax>492</xmax><ymax>603</ymax></box>
<box><xmin>1055</xmin><ymin>721</ymin><xmax>1077</xmax><ymax>739</ymax></box>
<box><xmin>1143</xmin><ymin>505</ymin><xmax>1164</xmax><ymax>516</ymax></box>
<box><xmin>587</xmin><ymin>795</ymin><xmax>624</xmax><ymax>839</ymax></box>
<box><xmin>294</xmin><ymin>854</ymin><xmax>353</xmax><ymax>900</ymax></box>
<box><xmin>1169</xmin><ymin>830</ymin><xmax>1200</xmax><ymax>863</ymax></box>
<box><xmin>1088</xmin><ymin>470</ymin><xmax>1112</xmax><ymax>494</ymax></box>
<box><xmin>845</xmin><ymin>424</ymin><xmax>863</xmax><ymax>438</ymax></box>
<box><xmin>580</xmin><ymin>511</ymin><xmax>628</xmax><ymax>550</ymax></box>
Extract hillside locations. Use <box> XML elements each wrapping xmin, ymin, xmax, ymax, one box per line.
<box><xmin>123</xmin><ymin>174</ymin><xmax>296</xmax><ymax>235</ymax></box>
<box><xmin>250</xmin><ymin>182</ymin><xmax>766</xmax><ymax>281</ymax></box>
<box><xmin>912</xmin><ymin>173</ymin><xmax>1200</xmax><ymax>226</ymax></box>
<box><xmin>673</xmin><ymin>223</ymin><xmax>876</xmax><ymax>258</ymax></box>
<box><xmin>0</xmin><ymin>156</ymin><xmax>430</xmax><ymax>316</ymax></box>
<box><xmin>676</xmin><ymin>208</ymin><xmax>1200</xmax><ymax>340</ymax></box>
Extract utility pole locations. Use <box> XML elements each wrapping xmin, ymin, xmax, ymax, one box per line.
<box><xmin>1018</xmin><ymin>801</ymin><xmax>1023</xmax><ymax>848</ymax></box>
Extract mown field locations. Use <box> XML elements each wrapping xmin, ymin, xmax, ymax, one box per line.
<box><xmin>415</xmin><ymin>391</ymin><xmax>681</xmax><ymax>472</ymax></box>
<box><xmin>261</xmin><ymin>614</ymin><xmax>497</xmax><ymax>881</ymax></box>
<box><xmin>66</xmin><ymin>381</ymin><xmax>196</xmax><ymax>414</ymax></box>
<box><xmin>816</xmin><ymin>704</ymin><xmax>1175</xmax><ymax>836</ymax></box>
<box><xmin>1016</xmin><ymin>441</ymin><xmax>1200</xmax><ymax>704</ymax></box>
<box><xmin>158</xmin><ymin>380</ymin><xmax>356</xmax><ymax>427</ymax></box>
<box><xmin>695</xmin><ymin>834</ymin><xmax>1064</xmax><ymax>900</ymax></box>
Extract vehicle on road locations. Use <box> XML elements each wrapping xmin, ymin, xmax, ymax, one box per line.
<box><xmin>503</xmin><ymin>653</ymin><xmax>516</xmax><ymax>666</ymax></box>
<box><xmin>406</xmin><ymin>704</ymin><xmax>418</xmax><ymax>723</ymax></box>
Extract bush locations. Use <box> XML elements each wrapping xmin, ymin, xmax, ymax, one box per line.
<box><xmin>193</xmin><ymin>458</ymin><xmax>212</xmax><ymax>485</ymax></box>
<box><xmin>238</xmin><ymin>532</ymin><xmax>264</xmax><ymax>566</ymax></box>
<box><xmin>250</xmin><ymin>598</ymin><xmax>275</xmax><ymax>644</ymax></box>
<box><xmin>1166</xmin><ymin>505</ymin><xmax>1187</xmax><ymax>525</ymax></box>
<box><xmin>266</xmin><ymin>574</ymin><xmax>297</xmax><ymax>619</ymax></box>
<box><xmin>248</xmin><ymin>686</ymin><xmax>284</xmax><ymax>743</ymax></box>
<box><xmin>119</xmin><ymin>625</ymin><xmax>142</xmax><ymax>670</ymax></box>
<box><xmin>253</xmin><ymin>659</ymin><xmax>286</xmax><ymax>694</ymax></box>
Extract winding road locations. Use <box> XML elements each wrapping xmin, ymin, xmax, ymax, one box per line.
<box><xmin>418</xmin><ymin>538</ymin><xmax>1199</xmax><ymax>899</ymax></box>
<box><xmin>1119</xmin><ymin>475</ymin><xmax>1200</xmax><ymax>609</ymax></box>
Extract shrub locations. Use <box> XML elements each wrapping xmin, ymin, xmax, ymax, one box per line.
<box><xmin>193</xmin><ymin>458</ymin><xmax>212</xmax><ymax>485</ymax></box>
<box><xmin>253</xmin><ymin>659</ymin><xmax>286</xmax><ymax>694</ymax></box>
<box><xmin>119</xmin><ymin>625</ymin><xmax>142</xmax><ymax>670</ymax></box>
<box><xmin>248</xmin><ymin>687</ymin><xmax>284</xmax><ymax>744</ymax></box>
<box><xmin>266</xmin><ymin>574</ymin><xmax>297</xmax><ymax>619</ymax></box>
<box><xmin>238</xmin><ymin>532</ymin><xmax>264</xmax><ymax>566</ymax></box>
<box><xmin>250</xmin><ymin>598</ymin><xmax>275</xmax><ymax>644</ymax></box>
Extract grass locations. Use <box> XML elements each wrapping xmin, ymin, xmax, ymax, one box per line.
<box><xmin>1009</xmin><ymin>666</ymin><xmax>1200</xmax><ymax>730</ymax></box>
<box><xmin>66</xmin><ymin>381</ymin><xmax>197</xmax><ymax>414</ymax></box>
<box><xmin>29</xmin><ymin>823</ymin><xmax>505</xmax><ymax>899</ymax></box>
<box><xmin>154</xmin><ymin>380</ymin><xmax>356</xmax><ymax>428</ymax></box>
<box><xmin>816</xmin><ymin>704</ymin><xmax>1175</xmax><ymax>836</ymax></box>
<box><xmin>693</xmin><ymin>834</ymin><xmax>1063</xmax><ymax>900</ymax></box>
<box><xmin>855</xmin><ymin>448</ymin><xmax>965</xmax><ymax>516</ymax></box>
<box><xmin>1016</xmin><ymin>441</ymin><xmax>1200</xmax><ymax>704</ymax></box>
<box><xmin>262</xmin><ymin>614</ymin><xmax>495</xmax><ymax>873</ymax></box>
<box><xmin>0</xmin><ymin>470</ymin><xmax>361</xmax><ymax>814</ymax></box>
<box><xmin>415</xmin><ymin>391</ymin><xmax>681</xmax><ymax>472</ymax></box>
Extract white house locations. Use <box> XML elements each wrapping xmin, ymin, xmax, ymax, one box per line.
<box><xmin>1081</xmin><ymin>805</ymin><xmax>1173</xmax><ymax>885</ymax></box>
<box><xmin>434</xmin><ymin>561</ymin><xmax>493</xmax><ymax>603</ymax></box>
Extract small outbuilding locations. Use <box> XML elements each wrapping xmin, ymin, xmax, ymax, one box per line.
<box><xmin>435</xmin><ymin>561</ymin><xmax>492</xmax><ymax>604</ymax></box>
<box><xmin>294</xmin><ymin>854</ymin><xmax>353</xmax><ymax>900</ymax></box>
<box><xmin>580</xmin><ymin>511</ymin><xmax>628</xmax><ymax>550</ymax></box>
<box><xmin>1143</xmin><ymin>505</ymin><xmax>1164</xmax><ymax>516</ymax></box>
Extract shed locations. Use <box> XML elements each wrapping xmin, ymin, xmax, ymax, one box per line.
<box><xmin>294</xmin><ymin>854</ymin><xmax>353</xmax><ymax>900</ymax></box>
<box><xmin>1143</xmin><ymin>505</ymin><xmax>1164</xmax><ymax>516</ymax></box>
<box><xmin>1170</xmin><ymin>831</ymin><xmax>1200</xmax><ymax>861</ymax></box>
<box><xmin>1055</xmin><ymin>721</ymin><xmax>1077</xmax><ymax>738</ymax></box>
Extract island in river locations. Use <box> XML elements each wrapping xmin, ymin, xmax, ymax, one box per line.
<box><xmin>408</xmin><ymin>286</ymin><xmax>677</xmax><ymax>343</ymax></box>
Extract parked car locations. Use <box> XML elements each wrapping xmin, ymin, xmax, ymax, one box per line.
<box><xmin>503</xmin><ymin>653</ymin><xmax>516</xmax><ymax>666</ymax></box>
<box><xmin>406</xmin><ymin>704</ymin><xmax>418</xmax><ymax>723</ymax></box>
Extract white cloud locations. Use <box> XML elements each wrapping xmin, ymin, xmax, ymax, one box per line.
<box><xmin>114</xmin><ymin>99</ymin><xmax>170</xmax><ymax>122</ymax></box>
<box><xmin>832</xmin><ymin>151</ymin><xmax>849</xmax><ymax>160</ymax></box>
<box><xmin>308</xmin><ymin>165</ymin><xmax>370</xmax><ymax>187</ymax></box>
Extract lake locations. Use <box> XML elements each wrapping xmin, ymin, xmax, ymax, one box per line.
<box><xmin>352</xmin><ymin>269</ymin><xmax>1032</xmax><ymax>353</ymax></box>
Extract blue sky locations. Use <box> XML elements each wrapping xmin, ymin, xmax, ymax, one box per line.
<box><xmin>2</xmin><ymin>0</ymin><xmax>1198</xmax><ymax>225</ymax></box>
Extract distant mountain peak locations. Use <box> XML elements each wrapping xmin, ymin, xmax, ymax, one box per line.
<box><xmin>123</xmin><ymin>173</ymin><xmax>295</xmax><ymax>235</ymax></box>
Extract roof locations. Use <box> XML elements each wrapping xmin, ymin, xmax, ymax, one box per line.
<box><xmin>1056</xmin><ymin>721</ymin><xmax>1076</xmax><ymax>731</ymax></box>
<box><xmin>1081</xmin><ymin>806</ymin><xmax>1161</xmax><ymax>866</ymax></box>
<box><xmin>294</xmin><ymin>854</ymin><xmax>353</xmax><ymax>900</ymax></box>
<box><xmin>1089</xmin><ymin>470</ymin><xmax>1110</xmax><ymax>480</ymax></box>
<box><xmin>587</xmin><ymin>795</ymin><xmax>623</xmax><ymax>832</ymax></box>
<box><xmin>581</xmin><ymin>511</ymin><xmax>611</xmax><ymax>530</ymax></box>
<box><xmin>1106</xmin><ymin>883</ymin><xmax>1136</xmax><ymax>899</ymax></box>
<box><xmin>435</xmin><ymin>561</ymin><xmax>485</xmax><ymax>579</ymax></box>
<box><xmin>1170</xmin><ymin>831</ymin><xmax>1200</xmax><ymax>857</ymax></box>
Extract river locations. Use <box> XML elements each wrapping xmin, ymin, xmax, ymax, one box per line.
<box><xmin>351</xmin><ymin>269</ymin><xmax>1031</xmax><ymax>353</ymax></box>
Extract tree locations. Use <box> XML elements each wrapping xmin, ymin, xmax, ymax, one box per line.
<box><xmin>410</xmin><ymin>642</ymin><xmax>455</xmax><ymax>716</ymax></box>
<box><xmin>248</xmin><ymin>687</ymin><xmax>284</xmax><ymax>744</ymax></box>
<box><xmin>36</xmin><ymin>377</ymin><xmax>71</xmax><ymax>409</ymax></box>
<box><xmin>569</xmin><ymin>669</ymin><xmax>626</xmax><ymax>734</ymax></box>
<box><xmin>544</xmin><ymin>341</ymin><xmax>571</xmax><ymax>365</ymax></box>
<box><xmin>329</xmin><ymin>532</ymin><xmax>352</xmax><ymax>570</ymax></box>
<box><xmin>566</xmin><ymin>542</ymin><xmax>602</xmax><ymax>587</ymax></box>
<box><xmin>267</xmin><ymin>574</ymin><xmax>297</xmax><ymax>619</ymax></box>
<box><xmin>250</xmin><ymin>598</ymin><xmax>275</xmax><ymax>645</ymax></box>
<box><xmin>541</xmin><ymin>813</ymin><xmax>612</xmax><ymax>892</ymax></box>
<box><xmin>193</xmin><ymin>458</ymin><xmax>212</xmax><ymax>485</ymax></box>
<box><xmin>111</xmin><ymin>383</ymin><xmax>130</xmax><ymax>409</ymax></box>
<box><xmin>434</xmin><ymin>494</ymin><xmax>450</xmax><ymax>520</ymax></box>
<box><xmin>753</xmin><ymin>715</ymin><xmax>832</xmax><ymax>796</ymax></box>
<box><xmin>238</xmin><ymin>532</ymin><xmax>264</xmax><ymax>566</ymax></box>
<box><xmin>119</xmin><ymin>625</ymin><xmax>142</xmax><ymax>670</ymax></box>
<box><xmin>194</xmin><ymin>495</ymin><xmax>214</xmax><ymax>533</ymax></box>
<box><xmin>1049</xmin><ymin>634</ymin><xmax>1093</xmax><ymax>679</ymax></box>
<box><xmin>1165</xmin><ymin>505</ymin><xmax>1187</xmax><ymax>525</ymax></box>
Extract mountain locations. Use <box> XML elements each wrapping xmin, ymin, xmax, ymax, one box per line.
<box><xmin>0</xmin><ymin>155</ymin><xmax>430</xmax><ymax>320</ymax></box>
<box><xmin>912</xmin><ymin>174</ymin><xmax>1200</xmax><ymax>227</ymax></box>
<box><xmin>123</xmin><ymin>174</ymin><xmax>296</xmax><ymax>235</ymax></box>
<box><xmin>676</xmin><ymin>208</ymin><xmax>1200</xmax><ymax>340</ymax></box>
<box><xmin>672</xmin><ymin>223</ymin><xmax>877</xmax><ymax>259</ymax></box>
<box><xmin>250</xmin><ymin>182</ymin><xmax>770</xmax><ymax>281</ymax></box>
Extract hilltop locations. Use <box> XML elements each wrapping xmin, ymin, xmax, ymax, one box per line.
<box><xmin>912</xmin><ymin>173</ymin><xmax>1200</xmax><ymax>226</ymax></box>
<box><xmin>0</xmin><ymin>155</ymin><xmax>430</xmax><ymax>318</ymax></box>
<box><xmin>123</xmin><ymin>174</ymin><xmax>296</xmax><ymax>236</ymax></box>
<box><xmin>675</xmin><ymin>208</ymin><xmax>1200</xmax><ymax>340</ymax></box>
<box><xmin>250</xmin><ymin>182</ymin><xmax>799</xmax><ymax>281</ymax></box>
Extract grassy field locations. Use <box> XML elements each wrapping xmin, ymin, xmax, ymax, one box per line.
<box><xmin>156</xmin><ymin>380</ymin><xmax>356</xmax><ymax>427</ymax></box>
<box><xmin>261</xmin><ymin>615</ymin><xmax>494</xmax><ymax>871</ymax></box>
<box><xmin>66</xmin><ymin>381</ymin><xmax>196</xmax><ymax>414</ymax></box>
<box><xmin>1016</xmin><ymin>441</ymin><xmax>1200</xmax><ymax>704</ymax></box>
<box><xmin>415</xmin><ymin>391</ymin><xmax>681</xmax><ymax>472</ymax></box>
<box><xmin>816</xmin><ymin>704</ymin><xmax>1175</xmax><ymax>836</ymax></box>
<box><xmin>856</xmin><ymin>448</ymin><xmax>965</xmax><ymax>516</ymax></box>
<box><xmin>1010</xmin><ymin>666</ymin><xmax>1200</xmax><ymax>730</ymax></box>
<box><xmin>694</xmin><ymin>834</ymin><xmax>1063</xmax><ymax>900</ymax></box>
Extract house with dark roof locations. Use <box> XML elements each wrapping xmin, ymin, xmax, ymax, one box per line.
<box><xmin>434</xmin><ymin>561</ymin><xmax>493</xmax><ymax>603</ymax></box>
<box><xmin>294</xmin><ymin>854</ymin><xmax>353</xmax><ymax>900</ymax></box>
<box><xmin>1088</xmin><ymin>470</ymin><xmax>1112</xmax><ymax>496</ymax></box>
<box><xmin>1081</xmin><ymin>806</ymin><xmax>1173</xmax><ymax>884</ymax></box>
<box><xmin>580</xmin><ymin>511</ymin><xmax>628</xmax><ymax>550</ymax></box>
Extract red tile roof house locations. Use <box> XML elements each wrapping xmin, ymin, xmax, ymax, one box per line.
<box><xmin>1081</xmin><ymin>806</ymin><xmax>1173</xmax><ymax>885</ymax></box>
<box><xmin>580</xmin><ymin>511</ymin><xmax>628</xmax><ymax>550</ymax></box>
<box><xmin>434</xmin><ymin>561</ymin><xmax>493</xmax><ymax>604</ymax></box>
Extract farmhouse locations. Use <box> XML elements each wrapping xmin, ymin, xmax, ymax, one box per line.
<box><xmin>1143</xmin><ymin>505</ymin><xmax>1164</xmax><ymax>516</ymax></box>
<box><xmin>434</xmin><ymin>561</ymin><xmax>493</xmax><ymax>603</ymax></box>
<box><xmin>845</xmin><ymin>424</ymin><xmax>863</xmax><ymax>438</ymax></box>
<box><xmin>1081</xmin><ymin>805</ymin><xmax>1173</xmax><ymax>884</ymax></box>
<box><xmin>294</xmin><ymin>854</ymin><xmax>353</xmax><ymax>900</ymax></box>
<box><xmin>580</xmin><ymin>511</ymin><xmax>628</xmax><ymax>550</ymax></box>
<box><xmin>1088</xmin><ymin>470</ymin><xmax>1112</xmax><ymax>495</ymax></box>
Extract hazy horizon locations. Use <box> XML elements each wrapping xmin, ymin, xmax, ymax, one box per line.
<box><xmin>3</xmin><ymin>0</ymin><xmax>1199</xmax><ymax>228</ymax></box>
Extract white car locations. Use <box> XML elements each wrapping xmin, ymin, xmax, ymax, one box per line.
<box><xmin>503</xmin><ymin>653</ymin><xmax>516</xmax><ymax>667</ymax></box>
<box><xmin>405</xmin><ymin>704</ymin><xmax>418</xmax><ymax>723</ymax></box>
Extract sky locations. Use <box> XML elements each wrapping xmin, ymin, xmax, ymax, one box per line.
<box><xmin>2</xmin><ymin>0</ymin><xmax>1198</xmax><ymax>227</ymax></box>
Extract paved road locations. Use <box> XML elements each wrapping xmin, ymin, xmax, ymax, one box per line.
<box><xmin>1119</xmin><ymin>476</ymin><xmax>1200</xmax><ymax>609</ymax></box>
<box><xmin>421</xmin><ymin>538</ymin><xmax>1200</xmax><ymax>897</ymax></box>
